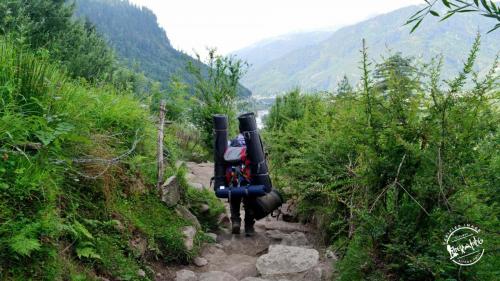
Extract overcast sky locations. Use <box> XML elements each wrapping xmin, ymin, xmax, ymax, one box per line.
<box><xmin>129</xmin><ymin>0</ymin><xmax>423</xmax><ymax>55</ymax></box>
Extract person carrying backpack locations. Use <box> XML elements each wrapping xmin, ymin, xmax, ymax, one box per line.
<box><xmin>212</xmin><ymin>113</ymin><xmax>282</xmax><ymax>237</ymax></box>
<box><xmin>223</xmin><ymin>133</ymin><xmax>256</xmax><ymax>235</ymax></box>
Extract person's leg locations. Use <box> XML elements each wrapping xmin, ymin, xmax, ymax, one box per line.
<box><xmin>229</xmin><ymin>196</ymin><xmax>242</xmax><ymax>234</ymax></box>
<box><xmin>243</xmin><ymin>197</ymin><xmax>256</xmax><ymax>236</ymax></box>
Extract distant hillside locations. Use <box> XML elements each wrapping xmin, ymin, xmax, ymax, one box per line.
<box><xmin>75</xmin><ymin>0</ymin><xmax>251</xmax><ymax>97</ymax></box>
<box><xmin>233</xmin><ymin>30</ymin><xmax>336</xmax><ymax>69</ymax></box>
<box><xmin>238</xmin><ymin>6</ymin><xmax>500</xmax><ymax>97</ymax></box>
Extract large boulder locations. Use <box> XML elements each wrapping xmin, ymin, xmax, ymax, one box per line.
<box><xmin>199</xmin><ymin>271</ymin><xmax>238</xmax><ymax>281</ymax></box>
<box><xmin>161</xmin><ymin>176</ymin><xmax>182</xmax><ymax>207</ymax></box>
<box><xmin>256</xmin><ymin>245</ymin><xmax>319</xmax><ymax>276</ymax></box>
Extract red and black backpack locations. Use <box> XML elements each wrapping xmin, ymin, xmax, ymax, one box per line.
<box><xmin>223</xmin><ymin>144</ymin><xmax>251</xmax><ymax>187</ymax></box>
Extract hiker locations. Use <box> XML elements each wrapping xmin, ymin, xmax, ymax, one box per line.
<box><xmin>224</xmin><ymin>134</ymin><xmax>256</xmax><ymax>235</ymax></box>
<box><xmin>212</xmin><ymin>113</ymin><xmax>282</xmax><ymax>236</ymax></box>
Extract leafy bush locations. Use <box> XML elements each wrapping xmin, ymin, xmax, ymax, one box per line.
<box><xmin>264</xmin><ymin>36</ymin><xmax>499</xmax><ymax>280</ymax></box>
<box><xmin>0</xmin><ymin>39</ymin><xmax>195</xmax><ymax>280</ymax></box>
<box><xmin>184</xmin><ymin>186</ymin><xmax>225</xmax><ymax>232</ymax></box>
<box><xmin>188</xmin><ymin>49</ymin><xmax>248</xmax><ymax>148</ymax></box>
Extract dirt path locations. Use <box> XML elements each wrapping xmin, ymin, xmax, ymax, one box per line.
<box><xmin>162</xmin><ymin>162</ymin><xmax>336</xmax><ymax>281</ymax></box>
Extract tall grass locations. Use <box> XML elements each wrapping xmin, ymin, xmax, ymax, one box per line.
<box><xmin>0</xmin><ymin>39</ymin><xmax>201</xmax><ymax>280</ymax></box>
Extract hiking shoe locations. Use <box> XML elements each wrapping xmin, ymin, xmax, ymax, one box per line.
<box><xmin>245</xmin><ymin>224</ymin><xmax>255</xmax><ymax>236</ymax></box>
<box><xmin>231</xmin><ymin>221</ymin><xmax>241</xmax><ymax>234</ymax></box>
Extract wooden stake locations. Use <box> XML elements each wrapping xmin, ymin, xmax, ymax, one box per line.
<box><xmin>157</xmin><ymin>100</ymin><xmax>166</xmax><ymax>190</ymax></box>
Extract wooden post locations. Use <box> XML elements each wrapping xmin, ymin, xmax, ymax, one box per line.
<box><xmin>157</xmin><ymin>100</ymin><xmax>166</xmax><ymax>190</ymax></box>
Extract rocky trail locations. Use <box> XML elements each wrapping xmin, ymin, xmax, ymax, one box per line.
<box><xmin>157</xmin><ymin>162</ymin><xmax>337</xmax><ymax>281</ymax></box>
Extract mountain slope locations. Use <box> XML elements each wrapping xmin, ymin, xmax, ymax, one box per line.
<box><xmin>75</xmin><ymin>0</ymin><xmax>251</xmax><ymax>97</ymax></box>
<box><xmin>233</xmin><ymin>30</ymin><xmax>336</xmax><ymax>69</ymax></box>
<box><xmin>239</xmin><ymin>6</ymin><xmax>500</xmax><ymax>97</ymax></box>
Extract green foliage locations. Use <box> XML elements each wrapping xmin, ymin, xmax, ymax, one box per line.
<box><xmin>188</xmin><ymin>49</ymin><xmax>248</xmax><ymax>148</ymax></box>
<box><xmin>407</xmin><ymin>0</ymin><xmax>500</xmax><ymax>33</ymax></box>
<box><xmin>336</xmin><ymin>75</ymin><xmax>354</xmax><ymax>96</ymax></box>
<box><xmin>73</xmin><ymin>0</ymin><xmax>252</xmax><ymax>98</ymax></box>
<box><xmin>184</xmin><ymin>186</ymin><xmax>225</xmax><ymax>232</ymax></box>
<box><xmin>264</xmin><ymin>36</ymin><xmax>499</xmax><ymax>280</ymax></box>
<box><xmin>73</xmin><ymin>0</ymin><xmax>196</xmax><ymax>89</ymax></box>
<box><xmin>113</xmin><ymin>193</ymin><xmax>196</xmax><ymax>263</ymax></box>
<box><xmin>0</xmin><ymin>0</ymin><xmax>115</xmax><ymax>81</ymax></box>
<box><xmin>0</xmin><ymin>38</ymin><xmax>192</xmax><ymax>280</ymax></box>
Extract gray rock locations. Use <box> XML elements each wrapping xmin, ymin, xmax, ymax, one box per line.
<box><xmin>182</xmin><ymin>226</ymin><xmax>197</xmax><ymax>251</ymax></box>
<box><xmin>206</xmin><ymin>232</ymin><xmax>217</xmax><ymax>241</ymax></box>
<box><xmin>189</xmin><ymin>182</ymin><xmax>204</xmax><ymax>189</ymax></box>
<box><xmin>176</xmin><ymin>205</ymin><xmax>201</xmax><ymax>229</ymax></box>
<box><xmin>255</xmin><ymin>220</ymin><xmax>310</xmax><ymax>233</ymax></box>
<box><xmin>194</xmin><ymin>257</ymin><xmax>208</xmax><ymax>267</ymax></box>
<box><xmin>303</xmin><ymin>266</ymin><xmax>323</xmax><ymax>281</ymax></box>
<box><xmin>161</xmin><ymin>176</ymin><xmax>182</xmax><ymax>207</ymax></box>
<box><xmin>280</xmin><ymin>200</ymin><xmax>299</xmax><ymax>222</ymax></box>
<box><xmin>199</xmin><ymin>271</ymin><xmax>237</xmax><ymax>281</ymax></box>
<box><xmin>200</xmin><ymin>204</ymin><xmax>210</xmax><ymax>213</ymax></box>
<box><xmin>206</xmin><ymin>254</ymin><xmax>258</xmax><ymax>280</ymax></box>
<box><xmin>175</xmin><ymin>269</ymin><xmax>197</xmax><ymax>281</ymax></box>
<box><xmin>281</xmin><ymin>231</ymin><xmax>309</xmax><ymax>247</ymax></box>
<box><xmin>316</xmin><ymin>261</ymin><xmax>334</xmax><ymax>281</ymax></box>
<box><xmin>137</xmin><ymin>269</ymin><xmax>146</xmax><ymax>278</ymax></box>
<box><xmin>129</xmin><ymin>236</ymin><xmax>147</xmax><ymax>256</ymax></box>
<box><xmin>217</xmin><ymin>213</ymin><xmax>230</xmax><ymax>226</ymax></box>
<box><xmin>240</xmin><ymin>278</ymin><xmax>270</xmax><ymax>281</ymax></box>
<box><xmin>256</xmin><ymin>245</ymin><xmax>319</xmax><ymax>276</ymax></box>
<box><xmin>266</xmin><ymin>230</ymin><xmax>310</xmax><ymax>247</ymax></box>
<box><xmin>324</xmin><ymin>249</ymin><xmax>338</xmax><ymax>260</ymax></box>
<box><xmin>201</xmin><ymin>244</ymin><xmax>227</xmax><ymax>262</ymax></box>
<box><xmin>266</xmin><ymin>229</ymin><xmax>287</xmax><ymax>240</ymax></box>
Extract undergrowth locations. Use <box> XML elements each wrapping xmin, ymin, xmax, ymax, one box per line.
<box><xmin>0</xmin><ymin>39</ymin><xmax>205</xmax><ymax>280</ymax></box>
<box><xmin>264</xmin><ymin>37</ymin><xmax>499</xmax><ymax>280</ymax></box>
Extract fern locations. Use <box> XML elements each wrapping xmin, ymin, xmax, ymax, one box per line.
<box><xmin>76</xmin><ymin>246</ymin><xmax>101</xmax><ymax>260</ymax></box>
<box><xmin>10</xmin><ymin>234</ymin><xmax>41</xmax><ymax>256</ymax></box>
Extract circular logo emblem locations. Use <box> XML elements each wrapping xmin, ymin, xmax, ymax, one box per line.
<box><xmin>444</xmin><ymin>224</ymin><xmax>484</xmax><ymax>266</ymax></box>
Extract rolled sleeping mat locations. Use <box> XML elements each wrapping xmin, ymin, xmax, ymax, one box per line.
<box><xmin>252</xmin><ymin>190</ymin><xmax>283</xmax><ymax>220</ymax></box>
<box><xmin>213</xmin><ymin>115</ymin><xmax>228</xmax><ymax>191</ymax></box>
<box><xmin>214</xmin><ymin>185</ymin><xmax>268</xmax><ymax>199</ymax></box>
<box><xmin>237</xmin><ymin>112</ymin><xmax>272</xmax><ymax>191</ymax></box>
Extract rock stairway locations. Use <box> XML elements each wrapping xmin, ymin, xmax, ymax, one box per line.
<box><xmin>162</xmin><ymin>162</ymin><xmax>336</xmax><ymax>281</ymax></box>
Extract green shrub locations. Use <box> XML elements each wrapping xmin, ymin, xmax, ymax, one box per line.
<box><xmin>0</xmin><ymin>39</ymin><xmax>191</xmax><ymax>279</ymax></box>
<box><xmin>184</xmin><ymin>187</ymin><xmax>225</xmax><ymax>232</ymax></box>
<box><xmin>264</xmin><ymin>37</ymin><xmax>499</xmax><ymax>280</ymax></box>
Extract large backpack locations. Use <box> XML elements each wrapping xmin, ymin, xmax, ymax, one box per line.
<box><xmin>223</xmin><ymin>142</ymin><xmax>251</xmax><ymax>187</ymax></box>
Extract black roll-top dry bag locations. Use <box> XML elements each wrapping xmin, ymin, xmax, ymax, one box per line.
<box><xmin>252</xmin><ymin>189</ymin><xmax>283</xmax><ymax>220</ymax></box>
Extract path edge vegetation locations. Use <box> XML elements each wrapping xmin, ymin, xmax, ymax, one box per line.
<box><xmin>263</xmin><ymin>33</ymin><xmax>499</xmax><ymax>280</ymax></box>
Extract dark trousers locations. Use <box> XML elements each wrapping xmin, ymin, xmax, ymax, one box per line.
<box><xmin>230</xmin><ymin>196</ymin><xmax>256</xmax><ymax>226</ymax></box>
